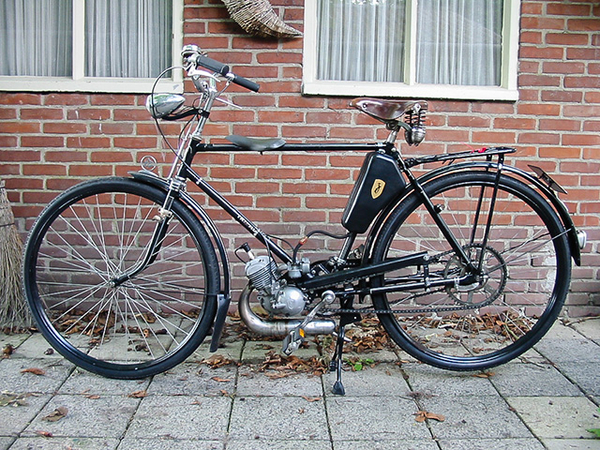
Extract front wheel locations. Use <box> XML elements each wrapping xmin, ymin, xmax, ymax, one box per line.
<box><xmin>23</xmin><ymin>178</ymin><xmax>220</xmax><ymax>379</ymax></box>
<box><xmin>370</xmin><ymin>171</ymin><xmax>571</xmax><ymax>371</ymax></box>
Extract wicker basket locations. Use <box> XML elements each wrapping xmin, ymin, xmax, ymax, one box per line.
<box><xmin>222</xmin><ymin>0</ymin><xmax>302</xmax><ymax>39</ymax></box>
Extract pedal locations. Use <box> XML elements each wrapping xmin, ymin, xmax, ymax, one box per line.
<box><xmin>282</xmin><ymin>327</ymin><xmax>305</xmax><ymax>355</ymax></box>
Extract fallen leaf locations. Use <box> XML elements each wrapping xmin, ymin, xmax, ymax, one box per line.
<box><xmin>36</xmin><ymin>430</ymin><xmax>53</xmax><ymax>437</ymax></box>
<box><xmin>85</xmin><ymin>394</ymin><xmax>100</xmax><ymax>399</ymax></box>
<box><xmin>44</xmin><ymin>348</ymin><xmax>54</xmax><ymax>356</ymax></box>
<box><xmin>414</xmin><ymin>410</ymin><xmax>445</xmax><ymax>423</ymax></box>
<box><xmin>2</xmin><ymin>344</ymin><xmax>14</xmax><ymax>358</ymax></box>
<box><xmin>301</xmin><ymin>396</ymin><xmax>322</xmax><ymax>402</ymax></box>
<box><xmin>43</xmin><ymin>406</ymin><xmax>68</xmax><ymax>422</ymax></box>
<box><xmin>211</xmin><ymin>377</ymin><xmax>231</xmax><ymax>383</ymax></box>
<box><xmin>472</xmin><ymin>371</ymin><xmax>495</xmax><ymax>378</ymax></box>
<box><xmin>0</xmin><ymin>392</ymin><xmax>30</xmax><ymax>407</ymax></box>
<box><xmin>128</xmin><ymin>390</ymin><xmax>148</xmax><ymax>398</ymax></box>
<box><xmin>21</xmin><ymin>368</ymin><xmax>46</xmax><ymax>376</ymax></box>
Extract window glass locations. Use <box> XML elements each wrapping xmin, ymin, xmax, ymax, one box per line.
<box><xmin>0</xmin><ymin>0</ymin><xmax>72</xmax><ymax>76</ymax></box>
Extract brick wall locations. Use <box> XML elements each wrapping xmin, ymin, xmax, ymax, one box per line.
<box><xmin>0</xmin><ymin>0</ymin><xmax>599</xmax><ymax>315</ymax></box>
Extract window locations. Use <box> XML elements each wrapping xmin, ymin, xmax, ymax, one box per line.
<box><xmin>303</xmin><ymin>0</ymin><xmax>520</xmax><ymax>101</ymax></box>
<box><xmin>0</xmin><ymin>0</ymin><xmax>183</xmax><ymax>93</ymax></box>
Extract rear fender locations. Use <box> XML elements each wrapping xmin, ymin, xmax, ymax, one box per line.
<box><xmin>363</xmin><ymin>161</ymin><xmax>583</xmax><ymax>266</ymax></box>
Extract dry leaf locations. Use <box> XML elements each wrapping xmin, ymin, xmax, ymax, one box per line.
<box><xmin>211</xmin><ymin>377</ymin><xmax>231</xmax><ymax>383</ymax></box>
<box><xmin>43</xmin><ymin>406</ymin><xmax>68</xmax><ymax>422</ymax></box>
<box><xmin>472</xmin><ymin>371</ymin><xmax>495</xmax><ymax>378</ymax></box>
<box><xmin>301</xmin><ymin>396</ymin><xmax>322</xmax><ymax>402</ymax></box>
<box><xmin>0</xmin><ymin>392</ymin><xmax>30</xmax><ymax>407</ymax></box>
<box><xmin>2</xmin><ymin>344</ymin><xmax>14</xmax><ymax>358</ymax></box>
<box><xmin>21</xmin><ymin>368</ymin><xmax>46</xmax><ymax>376</ymax></box>
<box><xmin>36</xmin><ymin>430</ymin><xmax>53</xmax><ymax>437</ymax></box>
<box><xmin>128</xmin><ymin>390</ymin><xmax>148</xmax><ymax>398</ymax></box>
<box><xmin>85</xmin><ymin>394</ymin><xmax>100</xmax><ymax>399</ymax></box>
<box><xmin>414</xmin><ymin>410</ymin><xmax>445</xmax><ymax>423</ymax></box>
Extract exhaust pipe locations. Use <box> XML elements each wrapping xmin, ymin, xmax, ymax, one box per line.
<box><xmin>238</xmin><ymin>285</ymin><xmax>336</xmax><ymax>336</ymax></box>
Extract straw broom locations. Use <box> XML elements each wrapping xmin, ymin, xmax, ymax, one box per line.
<box><xmin>0</xmin><ymin>179</ymin><xmax>31</xmax><ymax>332</ymax></box>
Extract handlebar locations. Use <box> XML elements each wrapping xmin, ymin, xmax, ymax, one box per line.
<box><xmin>184</xmin><ymin>45</ymin><xmax>260</xmax><ymax>93</ymax></box>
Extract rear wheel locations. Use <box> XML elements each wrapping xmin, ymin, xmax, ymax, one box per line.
<box><xmin>371</xmin><ymin>171</ymin><xmax>571</xmax><ymax>371</ymax></box>
<box><xmin>23</xmin><ymin>178</ymin><xmax>219</xmax><ymax>379</ymax></box>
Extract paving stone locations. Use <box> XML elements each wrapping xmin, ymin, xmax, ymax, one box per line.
<box><xmin>127</xmin><ymin>395</ymin><xmax>231</xmax><ymax>440</ymax></box>
<box><xmin>542</xmin><ymin>438</ymin><xmax>600</xmax><ymax>450</ymax></box>
<box><xmin>534</xmin><ymin>338</ymin><xmax>600</xmax><ymax>364</ymax></box>
<box><xmin>327</xmin><ymin>396</ymin><xmax>430</xmax><ymax>441</ymax></box>
<box><xmin>10</xmin><ymin>333</ymin><xmax>62</xmax><ymax>359</ymax></box>
<box><xmin>23</xmin><ymin>395</ymin><xmax>139</xmax><ymax>439</ymax></box>
<box><xmin>569</xmin><ymin>319</ymin><xmax>600</xmax><ymax>341</ymax></box>
<box><xmin>0</xmin><ymin>437</ymin><xmax>14</xmax><ymax>450</ymax></box>
<box><xmin>117</xmin><ymin>438</ymin><xmax>223</xmax><ymax>450</ymax></box>
<box><xmin>10</xmin><ymin>437</ymin><xmax>119</xmax><ymax>449</ymax></box>
<box><xmin>229</xmin><ymin>396</ymin><xmax>328</xmax><ymax>441</ymax></box>
<box><xmin>59</xmin><ymin>368</ymin><xmax>150</xmax><ymax>396</ymax></box>
<box><xmin>333</xmin><ymin>439</ymin><xmax>438</xmax><ymax>450</ymax></box>
<box><xmin>419</xmin><ymin>395</ymin><xmax>532</xmax><ymax>440</ymax></box>
<box><xmin>0</xmin><ymin>358</ymin><xmax>73</xmax><ymax>394</ymax></box>
<box><xmin>491</xmin><ymin>362</ymin><xmax>582</xmax><ymax>397</ymax></box>
<box><xmin>147</xmin><ymin>363</ymin><xmax>236</xmax><ymax>397</ymax></box>
<box><xmin>437</xmin><ymin>438</ymin><xmax>545</xmax><ymax>450</ymax></box>
<box><xmin>240</xmin><ymin>340</ymin><xmax>321</xmax><ymax>364</ymax></box>
<box><xmin>322</xmin><ymin>363</ymin><xmax>410</xmax><ymax>397</ymax></box>
<box><xmin>506</xmin><ymin>397</ymin><xmax>600</xmax><ymax>439</ymax></box>
<box><xmin>237</xmin><ymin>366</ymin><xmax>324</xmax><ymax>398</ymax></box>
<box><xmin>0</xmin><ymin>333</ymin><xmax>30</xmax><ymax>353</ymax></box>
<box><xmin>188</xmin><ymin>339</ymin><xmax>244</xmax><ymax>364</ymax></box>
<box><xmin>401</xmin><ymin>363</ymin><xmax>497</xmax><ymax>397</ymax></box>
<box><xmin>228</xmin><ymin>439</ymin><xmax>332</xmax><ymax>450</ymax></box>
<box><xmin>557</xmin><ymin>361</ymin><xmax>600</xmax><ymax>397</ymax></box>
<box><xmin>0</xmin><ymin>394</ymin><xmax>51</xmax><ymax>436</ymax></box>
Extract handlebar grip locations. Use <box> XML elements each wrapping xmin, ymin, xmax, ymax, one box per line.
<box><xmin>230</xmin><ymin>74</ymin><xmax>260</xmax><ymax>93</ymax></box>
<box><xmin>196</xmin><ymin>54</ymin><xmax>230</xmax><ymax>76</ymax></box>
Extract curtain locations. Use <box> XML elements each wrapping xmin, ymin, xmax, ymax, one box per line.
<box><xmin>416</xmin><ymin>0</ymin><xmax>503</xmax><ymax>86</ymax></box>
<box><xmin>86</xmin><ymin>0</ymin><xmax>172</xmax><ymax>78</ymax></box>
<box><xmin>316</xmin><ymin>0</ymin><xmax>503</xmax><ymax>86</ymax></box>
<box><xmin>317</xmin><ymin>0</ymin><xmax>406</xmax><ymax>83</ymax></box>
<box><xmin>0</xmin><ymin>0</ymin><xmax>72</xmax><ymax>76</ymax></box>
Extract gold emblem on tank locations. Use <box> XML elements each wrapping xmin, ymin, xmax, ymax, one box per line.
<box><xmin>371</xmin><ymin>179</ymin><xmax>385</xmax><ymax>199</ymax></box>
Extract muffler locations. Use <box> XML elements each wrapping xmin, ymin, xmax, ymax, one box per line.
<box><xmin>238</xmin><ymin>285</ymin><xmax>336</xmax><ymax>336</ymax></box>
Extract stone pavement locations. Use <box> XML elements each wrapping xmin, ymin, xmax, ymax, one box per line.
<box><xmin>0</xmin><ymin>318</ymin><xmax>599</xmax><ymax>450</ymax></box>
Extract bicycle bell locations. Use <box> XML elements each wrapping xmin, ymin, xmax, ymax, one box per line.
<box><xmin>145</xmin><ymin>93</ymin><xmax>186</xmax><ymax>119</ymax></box>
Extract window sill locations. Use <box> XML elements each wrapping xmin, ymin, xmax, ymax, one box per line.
<box><xmin>0</xmin><ymin>76</ymin><xmax>183</xmax><ymax>94</ymax></box>
<box><xmin>302</xmin><ymin>80</ymin><xmax>518</xmax><ymax>102</ymax></box>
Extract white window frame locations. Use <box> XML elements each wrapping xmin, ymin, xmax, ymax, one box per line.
<box><xmin>0</xmin><ymin>0</ymin><xmax>183</xmax><ymax>93</ymax></box>
<box><xmin>302</xmin><ymin>0</ymin><xmax>520</xmax><ymax>101</ymax></box>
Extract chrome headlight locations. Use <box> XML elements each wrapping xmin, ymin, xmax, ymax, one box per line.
<box><xmin>145</xmin><ymin>93</ymin><xmax>186</xmax><ymax>119</ymax></box>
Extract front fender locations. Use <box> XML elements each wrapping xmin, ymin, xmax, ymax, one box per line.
<box><xmin>130</xmin><ymin>170</ymin><xmax>232</xmax><ymax>350</ymax></box>
<box><xmin>363</xmin><ymin>162</ymin><xmax>582</xmax><ymax>266</ymax></box>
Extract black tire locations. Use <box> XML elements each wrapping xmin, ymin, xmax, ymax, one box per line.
<box><xmin>23</xmin><ymin>178</ymin><xmax>220</xmax><ymax>379</ymax></box>
<box><xmin>370</xmin><ymin>171</ymin><xmax>571</xmax><ymax>371</ymax></box>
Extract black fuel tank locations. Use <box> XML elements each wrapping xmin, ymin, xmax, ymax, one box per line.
<box><xmin>342</xmin><ymin>152</ymin><xmax>406</xmax><ymax>233</ymax></box>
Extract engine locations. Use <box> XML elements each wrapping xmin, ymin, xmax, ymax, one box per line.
<box><xmin>244</xmin><ymin>255</ymin><xmax>307</xmax><ymax>316</ymax></box>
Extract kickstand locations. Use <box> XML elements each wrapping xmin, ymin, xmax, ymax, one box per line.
<box><xmin>330</xmin><ymin>325</ymin><xmax>346</xmax><ymax>395</ymax></box>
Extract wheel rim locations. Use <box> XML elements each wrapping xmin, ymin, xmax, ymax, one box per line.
<box><xmin>372</xmin><ymin>174</ymin><xmax>570</xmax><ymax>367</ymax></box>
<box><xmin>26</xmin><ymin>184</ymin><xmax>213</xmax><ymax>372</ymax></box>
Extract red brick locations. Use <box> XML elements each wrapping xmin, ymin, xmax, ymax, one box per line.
<box><xmin>494</xmin><ymin>118</ymin><xmax>536</xmax><ymax>130</ymax></box>
<box><xmin>281</xmin><ymin>154</ymin><xmax>326</xmax><ymax>167</ymax></box>
<box><xmin>281</xmin><ymin>126</ymin><xmax>327</xmax><ymax>138</ymax></box>
<box><xmin>45</xmin><ymin>93</ymin><xmax>88</xmax><ymax>105</ymax></box>
<box><xmin>21</xmin><ymin>136</ymin><xmax>63</xmax><ymax>147</ymax></box>
<box><xmin>67</xmin><ymin>109</ymin><xmax>111</xmax><ymax>121</ymax></box>
<box><xmin>257</xmin><ymin>167</ymin><xmax>302</xmax><ymax>179</ymax></box>
<box><xmin>518</xmin><ymin>74</ymin><xmax>561</xmax><ymax>87</ymax></box>
<box><xmin>211</xmin><ymin>167</ymin><xmax>255</xmax><ymax>179</ymax></box>
<box><xmin>518</xmin><ymin>103</ymin><xmax>561</xmax><ymax>116</ymax></box>
<box><xmin>44</xmin><ymin>122</ymin><xmax>88</xmax><ymax>134</ymax></box>
<box><xmin>472</xmin><ymin>131</ymin><xmax>517</xmax><ymax>144</ymax></box>
<box><xmin>520</xmin><ymin>31</ymin><xmax>543</xmax><ymax>44</ymax></box>
<box><xmin>234</xmin><ymin>153</ymin><xmax>279</xmax><ymax>166</ymax></box>
<box><xmin>521</xmin><ymin>16</ymin><xmax>566</xmax><ymax>30</ymax></box>
<box><xmin>258</xmin><ymin>110</ymin><xmax>304</xmax><ymax>123</ymax></box>
<box><xmin>23</xmin><ymin>164</ymin><xmax>66</xmax><ymax>176</ymax></box>
<box><xmin>114</xmin><ymin>137</ymin><xmax>157</xmax><ymax>149</ymax></box>
<box><xmin>539</xmin><ymin>147</ymin><xmax>582</xmax><ymax>159</ymax></box>
<box><xmin>91</xmin><ymin>94</ymin><xmax>136</xmax><ymax>106</ymax></box>
<box><xmin>520</xmin><ymin>46</ymin><xmax>564</xmax><ymax>59</ymax></box>
<box><xmin>20</xmin><ymin>108</ymin><xmax>64</xmax><ymax>120</ymax></box>
<box><xmin>305</xmin><ymin>168</ymin><xmax>350</xmax><ymax>181</ymax></box>
<box><xmin>541</xmin><ymin>90</ymin><xmax>583</xmax><ymax>102</ymax></box>
<box><xmin>256</xmin><ymin>196</ymin><xmax>301</xmax><ymax>208</ymax></box>
<box><xmin>564</xmin><ymin>76</ymin><xmax>600</xmax><ymax>89</ymax></box>
<box><xmin>518</xmin><ymin>133</ymin><xmax>560</xmax><ymax>145</ymax></box>
<box><xmin>566</xmin><ymin>47</ymin><xmax>600</xmax><ymax>60</ymax></box>
<box><xmin>0</xmin><ymin>150</ymin><xmax>40</xmax><ymax>161</ymax></box>
<box><xmin>256</xmin><ymin>52</ymin><xmax>302</xmax><ymax>65</ymax></box>
<box><xmin>539</xmin><ymin>119</ymin><xmax>581</xmax><ymax>131</ymax></box>
<box><xmin>0</xmin><ymin>93</ymin><xmax>42</xmax><ymax>105</ymax></box>
<box><xmin>282</xmin><ymin>183</ymin><xmax>327</xmax><ymax>194</ymax></box>
<box><xmin>69</xmin><ymin>164</ymin><xmax>113</xmax><ymax>176</ymax></box>
<box><xmin>568</xmin><ymin>18</ymin><xmax>600</xmax><ymax>32</ymax></box>
<box><xmin>44</xmin><ymin>151</ymin><xmax>88</xmax><ymax>162</ymax></box>
<box><xmin>562</xmin><ymin>134</ymin><xmax>600</xmax><ymax>146</ymax></box>
<box><xmin>545</xmin><ymin>33</ymin><xmax>589</xmax><ymax>46</ymax></box>
<box><xmin>68</xmin><ymin>137</ymin><xmax>111</xmax><ymax>148</ymax></box>
<box><xmin>91</xmin><ymin>152</ymin><xmax>133</xmax><ymax>163</ymax></box>
<box><xmin>0</xmin><ymin>122</ymin><xmax>40</xmax><ymax>133</ymax></box>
